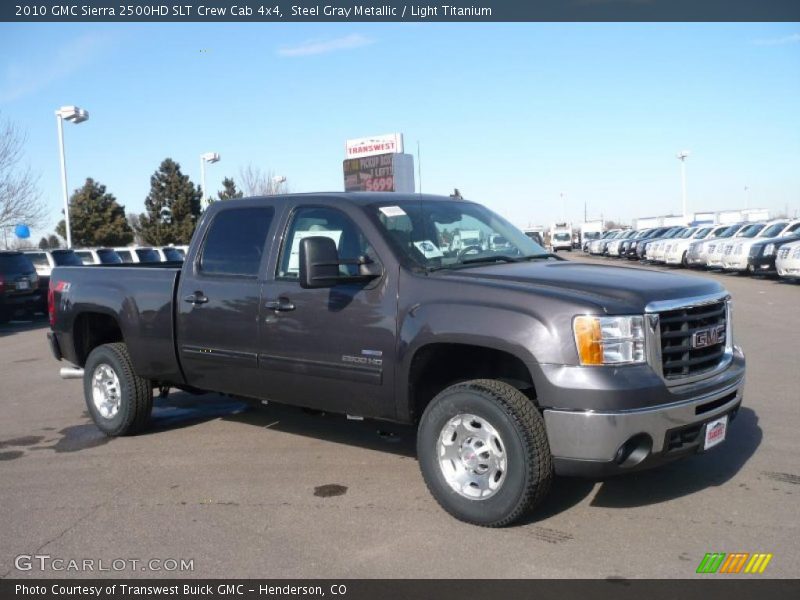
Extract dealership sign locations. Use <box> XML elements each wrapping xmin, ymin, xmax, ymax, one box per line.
<box><xmin>343</xmin><ymin>152</ymin><xmax>415</xmax><ymax>193</ymax></box>
<box><xmin>345</xmin><ymin>133</ymin><xmax>404</xmax><ymax>158</ymax></box>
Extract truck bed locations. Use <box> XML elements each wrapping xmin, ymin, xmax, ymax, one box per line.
<box><xmin>49</xmin><ymin>264</ymin><xmax>184</xmax><ymax>384</ymax></box>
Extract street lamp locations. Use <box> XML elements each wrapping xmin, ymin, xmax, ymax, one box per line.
<box><xmin>55</xmin><ymin>105</ymin><xmax>89</xmax><ymax>248</ymax></box>
<box><xmin>676</xmin><ymin>150</ymin><xmax>690</xmax><ymax>221</ymax></box>
<box><xmin>200</xmin><ymin>152</ymin><xmax>220</xmax><ymax>209</ymax></box>
<box><xmin>272</xmin><ymin>175</ymin><xmax>286</xmax><ymax>194</ymax></box>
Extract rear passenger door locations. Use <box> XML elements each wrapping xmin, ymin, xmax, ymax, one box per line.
<box><xmin>176</xmin><ymin>205</ymin><xmax>278</xmax><ymax>398</ymax></box>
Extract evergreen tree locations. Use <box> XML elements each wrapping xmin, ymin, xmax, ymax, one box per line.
<box><xmin>217</xmin><ymin>177</ymin><xmax>243</xmax><ymax>201</ymax></box>
<box><xmin>137</xmin><ymin>158</ymin><xmax>201</xmax><ymax>245</ymax></box>
<box><xmin>55</xmin><ymin>178</ymin><xmax>134</xmax><ymax>247</ymax></box>
<box><xmin>47</xmin><ymin>234</ymin><xmax>61</xmax><ymax>249</ymax></box>
<box><xmin>38</xmin><ymin>237</ymin><xmax>49</xmax><ymax>249</ymax></box>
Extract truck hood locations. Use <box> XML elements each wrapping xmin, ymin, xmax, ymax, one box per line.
<box><xmin>434</xmin><ymin>260</ymin><xmax>723</xmax><ymax>313</ymax></box>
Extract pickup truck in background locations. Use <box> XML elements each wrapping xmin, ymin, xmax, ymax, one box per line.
<box><xmin>47</xmin><ymin>193</ymin><xmax>746</xmax><ymax>527</ymax></box>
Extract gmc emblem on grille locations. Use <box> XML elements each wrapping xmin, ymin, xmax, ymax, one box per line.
<box><xmin>692</xmin><ymin>325</ymin><xmax>726</xmax><ymax>349</ymax></box>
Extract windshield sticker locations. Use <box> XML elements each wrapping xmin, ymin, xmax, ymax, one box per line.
<box><xmin>379</xmin><ymin>205</ymin><xmax>407</xmax><ymax>218</ymax></box>
<box><xmin>413</xmin><ymin>240</ymin><xmax>444</xmax><ymax>259</ymax></box>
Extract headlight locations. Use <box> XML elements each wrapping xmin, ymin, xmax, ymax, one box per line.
<box><xmin>763</xmin><ymin>243</ymin><xmax>775</xmax><ymax>257</ymax></box>
<box><xmin>573</xmin><ymin>315</ymin><xmax>646</xmax><ymax>365</ymax></box>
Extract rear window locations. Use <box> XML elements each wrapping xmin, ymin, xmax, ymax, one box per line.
<box><xmin>200</xmin><ymin>207</ymin><xmax>275</xmax><ymax>276</ymax></box>
<box><xmin>75</xmin><ymin>251</ymin><xmax>94</xmax><ymax>263</ymax></box>
<box><xmin>26</xmin><ymin>252</ymin><xmax>50</xmax><ymax>268</ymax></box>
<box><xmin>97</xmin><ymin>249</ymin><xmax>122</xmax><ymax>264</ymax></box>
<box><xmin>0</xmin><ymin>253</ymin><xmax>35</xmax><ymax>274</ymax></box>
<box><xmin>52</xmin><ymin>250</ymin><xmax>84</xmax><ymax>266</ymax></box>
<box><xmin>135</xmin><ymin>248</ymin><xmax>161</xmax><ymax>263</ymax></box>
<box><xmin>161</xmin><ymin>247</ymin><xmax>184</xmax><ymax>261</ymax></box>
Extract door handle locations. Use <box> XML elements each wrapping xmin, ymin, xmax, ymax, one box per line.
<box><xmin>265</xmin><ymin>298</ymin><xmax>295</xmax><ymax>312</ymax></box>
<box><xmin>183</xmin><ymin>292</ymin><xmax>208</xmax><ymax>305</ymax></box>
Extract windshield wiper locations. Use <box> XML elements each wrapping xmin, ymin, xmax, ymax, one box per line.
<box><xmin>518</xmin><ymin>253</ymin><xmax>564</xmax><ymax>261</ymax></box>
<box><xmin>460</xmin><ymin>255</ymin><xmax>521</xmax><ymax>265</ymax></box>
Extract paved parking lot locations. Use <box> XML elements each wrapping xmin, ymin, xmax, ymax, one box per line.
<box><xmin>1</xmin><ymin>256</ymin><xmax>798</xmax><ymax>579</ymax></box>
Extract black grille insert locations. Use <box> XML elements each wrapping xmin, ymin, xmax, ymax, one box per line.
<box><xmin>659</xmin><ymin>300</ymin><xmax>727</xmax><ymax>380</ymax></box>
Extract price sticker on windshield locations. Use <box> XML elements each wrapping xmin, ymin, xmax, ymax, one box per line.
<box><xmin>379</xmin><ymin>206</ymin><xmax>407</xmax><ymax>218</ymax></box>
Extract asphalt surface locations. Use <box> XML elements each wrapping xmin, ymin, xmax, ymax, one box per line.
<box><xmin>1</xmin><ymin>255</ymin><xmax>798</xmax><ymax>579</ymax></box>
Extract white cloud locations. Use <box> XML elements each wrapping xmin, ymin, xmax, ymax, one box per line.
<box><xmin>277</xmin><ymin>34</ymin><xmax>375</xmax><ymax>58</ymax></box>
<box><xmin>0</xmin><ymin>32</ymin><xmax>115</xmax><ymax>103</ymax></box>
<box><xmin>752</xmin><ymin>33</ymin><xmax>800</xmax><ymax>46</ymax></box>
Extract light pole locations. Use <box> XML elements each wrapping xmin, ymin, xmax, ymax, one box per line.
<box><xmin>744</xmin><ymin>185</ymin><xmax>750</xmax><ymax>210</ymax></box>
<box><xmin>676</xmin><ymin>150</ymin><xmax>690</xmax><ymax>221</ymax></box>
<box><xmin>200</xmin><ymin>152</ymin><xmax>220</xmax><ymax>209</ymax></box>
<box><xmin>272</xmin><ymin>175</ymin><xmax>286</xmax><ymax>194</ymax></box>
<box><xmin>55</xmin><ymin>105</ymin><xmax>89</xmax><ymax>248</ymax></box>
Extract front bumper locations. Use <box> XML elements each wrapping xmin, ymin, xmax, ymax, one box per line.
<box><xmin>722</xmin><ymin>253</ymin><xmax>749</xmax><ymax>271</ymax></box>
<box><xmin>748</xmin><ymin>255</ymin><xmax>776</xmax><ymax>273</ymax></box>
<box><xmin>540</xmin><ymin>346</ymin><xmax>745</xmax><ymax>477</ymax></box>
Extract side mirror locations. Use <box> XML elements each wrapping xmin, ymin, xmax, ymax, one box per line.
<box><xmin>298</xmin><ymin>236</ymin><xmax>380</xmax><ymax>289</ymax></box>
<box><xmin>299</xmin><ymin>236</ymin><xmax>340</xmax><ymax>289</ymax></box>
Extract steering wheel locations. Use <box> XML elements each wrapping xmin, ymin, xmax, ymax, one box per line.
<box><xmin>457</xmin><ymin>245</ymin><xmax>484</xmax><ymax>260</ymax></box>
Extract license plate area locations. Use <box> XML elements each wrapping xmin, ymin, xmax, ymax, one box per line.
<box><xmin>703</xmin><ymin>415</ymin><xmax>728</xmax><ymax>450</ymax></box>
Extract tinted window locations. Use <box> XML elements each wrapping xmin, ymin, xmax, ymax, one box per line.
<box><xmin>97</xmin><ymin>249</ymin><xmax>122</xmax><ymax>264</ymax></box>
<box><xmin>51</xmin><ymin>250</ymin><xmax>84</xmax><ymax>266</ymax></box>
<box><xmin>0</xmin><ymin>253</ymin><xmax>35</xmax><ymax>274</ymax></box>
<box><xmin>161</xmin><ymin>247</ymin><xmax>184</xmax><ymax>261</ymax></box>
<box><xmin>279</xmin><ymin>206</ymin><xmax>373</xmax><ymax>278</ymax></box>
<box><xmin>75</xmin><ymin>251</ymin><xmax>94</xmax><ymax>263</ymax></box>
<box><xmin>201</xmin><ymin>207</ymin><xmax>275</xmax><ymax>276</ymax></box>
<box><xmin>26</xmin><ymin>252</ymin><xmax>50</xmax><ymax>268</ymax></box>
<box><xmin>761</xmin><ymin>223</ymin><xmax>787</xmax><ymax>238</ymax></box>
<box><xmin>118</xmin><ymin>250</ymin><xmax>133</xmax><ymax>263</ymax></box>
<box><xmin>135</xmin><ymin>248</ymin><xmax>161</xmax><ymax>263</ymax></box>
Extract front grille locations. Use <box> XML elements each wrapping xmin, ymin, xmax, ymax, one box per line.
<box><xmin>658</xmin><ymin>300</ymin><xmax>727</xmax><ymax>380</ymax></box>
<box><xmin>724</xmin><ymin>244</ymin><xmax>733</xmax><ymax>256</ymax></box>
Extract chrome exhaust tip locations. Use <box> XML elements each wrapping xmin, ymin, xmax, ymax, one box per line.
<box><xmin>59</xmin><ymin>367</ymin><xmax>84</xmax><ymax>380</ymax></box>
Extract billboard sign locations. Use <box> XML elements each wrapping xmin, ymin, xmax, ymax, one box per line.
<box><xmin>343</xmin><ymin>153</ymin><xmax>415</xmax><ymax>193</ymax></box>
<box><xmin>345</xmin><ymin>133</ymin><xmax>404</xmax><ymax>159</ymax></box>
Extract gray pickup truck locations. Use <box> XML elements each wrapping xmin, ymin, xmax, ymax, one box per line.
<box><xmin>47</xmin><ymin>193</ymin><xmax>745</xmax><ymax>526</ymax></box>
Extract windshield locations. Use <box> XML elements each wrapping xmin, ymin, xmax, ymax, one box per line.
<box><xmin>97</xmin><ymin>249</ymin><xmax>122</xmax><ymax>264</ymax></box>
<box><xmin>370</xmin><ymin>201</ymin><xmax>548</xmax><ymax>271</ymax></box>
<box><xmin>52</xmin><ymin>250</ymin><xmax>84</xmax><ymax>266</ymax></box>
<box><xmin>677</xmin><ymin>228</ymin><xmax>697</xmax><ymax>239</ymax></box>
<box><xmin>694</xmin><ymin>227</ymin><xmax>713</xmax><ymax>239</ymax></box>
<box><xmin>760</xmin><ymin>223</ymin><xmax>787</xmax><ymax>238</ymax></box>
<box><xmin>738</xmin><ymin>224</ymin><xmax>765</xmax><ymax>238</ymax></box>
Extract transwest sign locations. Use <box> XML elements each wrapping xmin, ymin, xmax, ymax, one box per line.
<box><xmin>345</xmin><ymin>133</ymin><xmax>404</xmax><ymax>159</ymax></box>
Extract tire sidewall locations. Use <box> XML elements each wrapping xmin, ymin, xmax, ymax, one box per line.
<box><xmin>418</xmin><ymin>387</ymin><xmax>533</xmax><ymax>525</ymax></box>
<box><xmin>83</xmin><ymin>346</ymin><xmax>134</xmax><ymax>436</ymax></box>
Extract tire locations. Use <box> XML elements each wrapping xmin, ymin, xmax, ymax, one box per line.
<box><xmin>417</xmin><ymin>379</ymin><xmax>552</xmax><ymax>527</ymax></box>
<box><xmin>681</xmin><ymin>251</ymin><xmax>688</xmax><ymax>268</ymax></box>
<box><xmin>83</xmin><ymin>342</ymin><xmax>153</xmax><ymax>436</ymax></box>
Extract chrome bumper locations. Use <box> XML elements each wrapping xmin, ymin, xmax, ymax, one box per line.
<box><xmin>543</xmin><ymin>375</ymin><xmax>744</xmax><ymax>462</ymax></box>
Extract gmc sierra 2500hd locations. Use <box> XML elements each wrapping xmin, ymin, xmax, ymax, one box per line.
<box><xmin>47</xmin><ymin>193</ymin><xmax>745</xmax><ymax>526</ymax></box>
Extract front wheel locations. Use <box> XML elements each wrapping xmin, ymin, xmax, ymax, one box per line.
<box><xmin>83</xmin><ymin>342</ymin><xmax>153</xmax><ymax>436</ymax></box>
<box><xmin>417</xmin><ymin>379</ymin><xmax>552</xmax><ymax>527</ymax></box>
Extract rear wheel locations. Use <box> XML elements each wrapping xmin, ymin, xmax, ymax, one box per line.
<box><xmin>681</xmin><ymin>251</ymin><xmax>689</xmax><ymax>267</ymax></box>
<box><xmin>417</xmin><ymin>379</ymin><xmax>552</xmax><ymax>527</ymax></box>
<box><xmin>83</xmin><ymin>342</ymin><xmax>153</xmax><ymax>436</ymax></box>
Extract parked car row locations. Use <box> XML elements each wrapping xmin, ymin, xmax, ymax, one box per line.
<box><xmin>584</xmin><ymin>219</ymin><xmax>800</xmax><ymax>281</ymax></box>
<box><xmin>0</xmin><ymin>245</ymin><xmax>188</xmax><ymax>323</ymax></box>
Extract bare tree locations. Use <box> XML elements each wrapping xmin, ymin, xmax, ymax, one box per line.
<box><xmin>0</xmin><ymin>114</ymin><xmax>46</xmax><ymax>238</ymax></box>
<box><xmin>238</xmin><ymin>163</ymin><xmax>289</xmax><ymax>196</ymax></box>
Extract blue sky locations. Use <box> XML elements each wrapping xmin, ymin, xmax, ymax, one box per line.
<box><xmin>1</xmin><ymin>22</ymin><xmax>799</xmax><ymax>238</ymax></box>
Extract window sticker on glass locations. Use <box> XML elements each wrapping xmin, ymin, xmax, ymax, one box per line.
<box><xmin>287</xmin><ymin>230</ymin><xmax>343</xmax><ymax>273</ymax></box>
<box><xmin>379</xmin><ymin>205</ymin><xmax>407</xmax><ymax>218</ymax></box>
<box><xmin>413</xmin><ymin>240</ymin><xmax>444</xmax><ymax>259</ymax></box>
